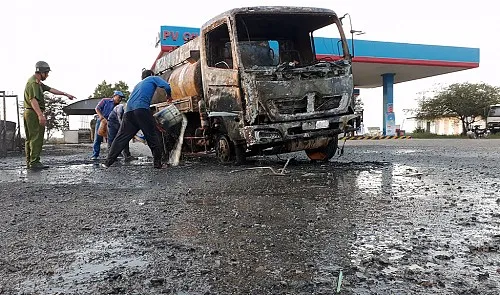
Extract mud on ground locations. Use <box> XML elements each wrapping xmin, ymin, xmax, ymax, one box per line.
<box><xmin>0</xmin><ymin>139</ymin><xmax>499</xmax><ymax>294</ymax></box>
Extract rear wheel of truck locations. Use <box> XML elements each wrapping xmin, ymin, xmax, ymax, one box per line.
<box><xmin>305</xmin><ymin>137</ymin><xmax>339</xmax><ymax>162</ymax></box>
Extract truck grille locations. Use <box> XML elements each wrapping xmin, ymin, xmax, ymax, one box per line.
<box><xmin>272</xmin><ymin>97</ymin><xmax>307</xmax><ymax>114</ymax></box>
<box><xmin>270</xmin><ymin>95</ymin><xmax>342</xmax><ymax>115</ymax></box>
<box><xmin>315</xmin><ymin>96</ymin><xmax>342</xmax><ymax>111</ymax></box>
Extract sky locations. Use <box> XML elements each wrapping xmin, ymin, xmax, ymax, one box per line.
<box><xmin>1</xmin><ymin>0</ymin><xmax>499</xmax><ymax>133</ymax></box>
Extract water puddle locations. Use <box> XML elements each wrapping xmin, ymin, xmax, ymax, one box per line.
<box><xmin>132</xmin><ymin>156</ymin><xmax>152</xmax><ymax>165</ymax></box>
<box><xmin>346</xmin><ymin>161</ymin><xmax>500</xmax><ymax>293</ymax></box>
<box><xmin>19</xmin><ymin>239</ymin><xmax>148</xmax><ymax>294</ymax></box>
<box><xmin>393</xmin><ymin>149</ymin><xmax>418</xmax><ymax>155</ymax></box>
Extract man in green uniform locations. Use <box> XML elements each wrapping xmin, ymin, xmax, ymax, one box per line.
<box><xmin>24</xmin><ymin>61</ymin><xmax>76</xmax><ymax>169</ymax></box>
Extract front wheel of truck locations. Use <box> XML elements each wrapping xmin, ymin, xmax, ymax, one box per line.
<box><xmin>216</xmin><ymin>135</ymin><xmax>234</xmax><ymax>164</ymax></box>
<box><xmin>216</xmin><ymin>134</ymin><xmax>246</xmax><ymax>165</ymax></box>
<box><xmin>305</xmin><ymin>137</ymin><xmax>339</xmax><ymax>162</ymax></box>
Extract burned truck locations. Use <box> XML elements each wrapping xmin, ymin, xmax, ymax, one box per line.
<box><xmin>151</xmin><ymin>6</ymin><xmax>358</xmax><ymax>164</ymax></box>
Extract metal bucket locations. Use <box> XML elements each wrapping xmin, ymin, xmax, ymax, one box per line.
<box><xmin>154</xmin><ymin>104</ymin><xmax>183</xmax><ymax>129</ymax></box>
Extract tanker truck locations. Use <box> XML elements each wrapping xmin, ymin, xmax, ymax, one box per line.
<box><xmin>151</xmin><ymin>6</ymin><xmax>359</xmax><ymax>164</ymax></box>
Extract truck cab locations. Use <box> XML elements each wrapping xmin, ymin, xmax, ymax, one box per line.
<box><xmin>486</xmin><ymin>104</ymin><xmax>500</xmax><ymax>133</ymax></box>
<box><xmin>153</xmin><ymin>6</ymin><xmax>358</xmax><ymax>163</ymax></box>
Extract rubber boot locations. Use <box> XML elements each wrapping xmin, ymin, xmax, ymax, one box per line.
<box><xmin>153</xmin><ymin>154</ymin><xmax>163</xmax><ymax>169</ymax></box>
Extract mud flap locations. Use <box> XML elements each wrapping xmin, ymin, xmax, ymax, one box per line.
<box><xmin>305</xmin><ymin>137</ymin><xmax>339</xmax><ymax>161</ymax></box>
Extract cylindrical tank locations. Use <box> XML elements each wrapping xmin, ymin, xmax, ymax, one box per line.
<box><xmin>151</xmin><ymin>60</ymin><xmax>203</xmax><ymax>105</ymax></box>
<box><xmin>169</xmin><ymin>60</ymin><xmax>203</xmax><ymax>100</ymax></box>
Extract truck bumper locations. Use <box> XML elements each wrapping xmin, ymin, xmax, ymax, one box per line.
<box><xmin>242</xmin><ymin>114</ymin><xmax>358</xmax><ymax>150</ymax></box>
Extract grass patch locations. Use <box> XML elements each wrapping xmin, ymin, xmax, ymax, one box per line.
<box><xmin>408</xmin><ymin>132</ymin><xmax>465</xmax><ymax>139</ymax></box>
<box><xmin>408</xmin><ymin>132</ymin><xmax>500</xmax><ymax>139</ymax></box>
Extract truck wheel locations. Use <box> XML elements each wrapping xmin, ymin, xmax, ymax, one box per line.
<box><xmin>305</xmin><ymin>137</ymin><xmax>339</xmax><ymax>161</ymax></box>
<box><xmin>216</xmin><ymin>135</ymin><xmax>234</xmax><ymax>164</ymax></box>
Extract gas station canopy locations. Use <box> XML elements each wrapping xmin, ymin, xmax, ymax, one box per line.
<box><xmin>318</xmin><ymin>38</ymin><xmax>480</xmax><ymax>88</ymax></box>
<box><xmin>154</xmin><ymin>26</ymin><xmax>479</xmax><ymax>88</ymax></box>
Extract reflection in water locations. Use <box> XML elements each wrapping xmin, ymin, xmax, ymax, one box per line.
<box><xmin>19</xmin><ymin>239</ymin><xmax>147</xmax><ymax>294</ymax></box>
<box><xmin>393</xmin><ymin>149</ymin><xmax>418</xmax><ymax>155</ymax></box>
<box><xmin>355</xmin><ymin>164</ymin><xmax>424</xmax><ymax>199</ymax></box>
<box><xmin>352</xmin><ymin>164</ymin><xmax>394</xmax><ymax>258</ymax></box>
<box><xmin>1</xmin><ymin>162</ymin><xmax>153</xmax><ymax>186</ymax></box>
<box><xmin>356</xmin><ymin>170</ymin><xmax>382</xmax><ymax>195</ymax></box>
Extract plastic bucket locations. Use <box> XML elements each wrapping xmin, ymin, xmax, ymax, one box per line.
<box><xmin>154</xmin><ymin>104</ymin><xmax>183</xmax><ymax>129</ymax></box>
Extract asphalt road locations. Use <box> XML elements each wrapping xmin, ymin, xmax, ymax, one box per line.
<box><xmin>0</xmin><ymin>139</ymin><xmax>499</xmax><ymax>294</ymax></box>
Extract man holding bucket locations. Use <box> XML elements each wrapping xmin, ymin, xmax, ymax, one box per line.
<box><xmin>102</xmin><ymin>69</ymin><xmax>171</xmax><ymax>169</ymax></box>
<box><xmin>91</xmin><ymin>90</ymin><xmax>125</xmax><ymax>160</ymax></box>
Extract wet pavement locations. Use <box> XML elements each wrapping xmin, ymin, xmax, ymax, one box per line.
<box><xmin>0</xmin><ymin>139</ymin><xmax>499</xmax><ymax>294</ymax></box>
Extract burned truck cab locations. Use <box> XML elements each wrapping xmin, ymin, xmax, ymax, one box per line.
<box><xmin>201</xmin><ymin>7</ymin><xmax>357</xmax><ymax>161</ymax></box>
<box><xmin>153</xmin><ymin>6</ymin><xmax>358</xmax><ymax>163</ymax></box>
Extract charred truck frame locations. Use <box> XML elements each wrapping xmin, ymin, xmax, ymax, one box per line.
<box><xmin>152</xmin><ymin>6</ymin><xmax>359</xmax><ymax>164</ymax></box>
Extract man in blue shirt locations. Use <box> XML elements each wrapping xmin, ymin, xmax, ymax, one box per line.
<box><xmin>103</xmin><ymin>69</ymin><xmax>171</xmax><ymax>169</ymax></box>
<box><xmin>91</xmin><ymin>90</ymin><xmax>125</xmax><ymax>160</ymax></box>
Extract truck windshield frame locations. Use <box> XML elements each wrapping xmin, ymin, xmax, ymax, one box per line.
<box><xmin>234</xmin><ymin>12</ymin><xmax>350</xmax><ymax>69</ymax></box>
<box><xmin>488</xmin><ymin>106</ymin><xmax>500</xmax><ymax>117</ymax></box>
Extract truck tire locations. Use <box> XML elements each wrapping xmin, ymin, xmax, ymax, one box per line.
<box><xmin>305</xmin><ymin>137</ymin><xmax>339</xmax><ymax>162</ymax></box>
<box><xmin>216</xmin><ymin>135</ymin><xmax>235</xmax><ymax>164</ymax></box>
<box><xmin>216</xmin><ymin>135</ymin><xmax>246</xmax><ymax>165</ymax></box>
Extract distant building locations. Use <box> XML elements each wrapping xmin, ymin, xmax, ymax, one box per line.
<box><xmin>405</xmin><ymin>117</ymin><xmax>486</xmax><ymax>135</ymax></box>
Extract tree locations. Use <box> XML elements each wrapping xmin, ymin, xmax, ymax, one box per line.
<box><xmin>415</xmin><ymin>82</ymin><xmax>500</xmax><ymax>135</ymax></box>
<box><xmin>44</xmin><ymin>94</ymin><xmax>69</xmax><ymax>140</ymax></box>
<box><xmin>91</xmin><ymin>80</ymin><xmax>130</xmax><ymax>99</ymax></box>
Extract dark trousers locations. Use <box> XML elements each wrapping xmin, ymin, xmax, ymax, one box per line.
<box><xmin>105</xmin><ymin>109</ymin><xmax>162</xmax><ymax>167</ymax></box>
<box><xmin>107</xmin><ymin>119</ymin><xmax>130</xmax><ymax>158</ymax></box>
